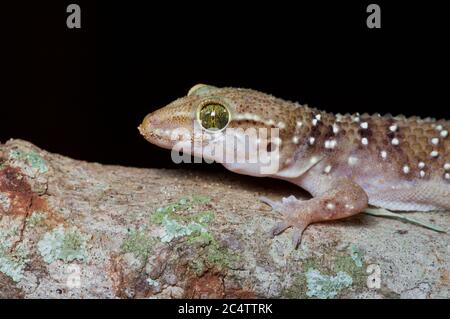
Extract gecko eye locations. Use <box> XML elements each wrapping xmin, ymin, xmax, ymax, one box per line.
<box><xmin>198</xmin><ymin>102</ymin><xmax>230</xmax><ymax>132</ymax></box>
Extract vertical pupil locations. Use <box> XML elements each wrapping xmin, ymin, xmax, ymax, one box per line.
<box><xmin>200</xmin><ymin>103</ymin><xmax>229</xmax><ymax>130</ymax></box>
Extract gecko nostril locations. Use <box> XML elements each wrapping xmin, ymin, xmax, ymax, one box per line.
<box><xmin>142</xmin><ymin>112</ymin><xmax>159</xmax><ymax>128</ymax></box>
<box><xmin>139</xmin><ymin>113</ymin><xmax>157</xmax><ymax>137</ymax></box>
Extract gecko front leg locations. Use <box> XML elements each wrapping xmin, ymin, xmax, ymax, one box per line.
<box><xmin>260</xmin><ymin>177</ymin><xmax>369</xmax><ymax>248</ymax></box>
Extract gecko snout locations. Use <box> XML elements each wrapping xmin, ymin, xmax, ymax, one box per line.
<box><xmin>138</xmin><ymin>105</ymin><xmax>195</xmax><ymax>150</ymax></box>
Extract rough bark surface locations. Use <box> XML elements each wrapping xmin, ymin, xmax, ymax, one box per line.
<box><xmin>0</xmin><ymin>139</ymin><xmax>448</xmax><ymax>298</ymax></box>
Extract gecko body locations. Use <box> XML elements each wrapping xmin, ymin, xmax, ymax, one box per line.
<box><xmin>139</xmin><ymin>84</ymin><xmax>449</xmax><ymax>246</ymax></box>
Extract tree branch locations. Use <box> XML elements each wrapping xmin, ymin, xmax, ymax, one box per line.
<box><xmin>0</xmin><ymin>139</ymin><xmax>448</xmax><ymax>298</ymax></box>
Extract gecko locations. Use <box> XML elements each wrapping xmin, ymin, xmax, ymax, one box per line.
<box><xmin>139</xmin><ymin>84</ymin><xmax>450</xmax><ymax>247</ymax></box>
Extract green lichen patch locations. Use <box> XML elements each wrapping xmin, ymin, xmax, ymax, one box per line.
<box><xmin>146</xmin><ymin>278</ymin><xmax>160</xmax><ymax>287</ymax></box>
<box><xmin>37</xmin><ymin>226</ymin><xmax>90</xmax><ymax>263</ymax></box>
<box><xmin>0</xmin><ymin>229</ymin><xmax>29</xmax><ymax>282</ymax></box>
<box><xmin>204</xmin><ymin>238</ymin><xmax>237</xmax><ymax>270</ymax></box>
<box><xmin>27</xmin><ymin>211</ymin><xmax>45</xmax><ymax>228</ymax></box>
<box><xmin>149</xmin><ymin>196</ymin><xmax>212</xmax><ymax>225</ymax></box>
<box><xmin>119</xmin><ymin>196</ymin><xmax>213</xmax><ymax>266</ymax></box>
<box><xmin>121</xmin><ymin>227</ymin><xmax>155</xmax><ymax>262</ymax></box>
<box><xmin>189</xmin><ymin>258</ymin><xmax>206</xmax><ymax>276</ymax></box>
<box><xmin>305</xmin><ymin>269</ymin><xmax>353</xmax><ymax>299</ymax></box>
<box><xmin>9</xmin><ymin>149</ymin><xmax>48</xmax><ymax>174</ymax></box>
<box><xmin>186</xmin><ymin>226</ymin><xmax>239</xmax><ymax>273</ymax></box>
<box><xmin>334</xmin><ymin>247</ymin><xmax>367</xmax><ymax>288</ymax></box>
<box><xmin>281</xmin><ymin>274</ymin><xmax>308</xmax><ymax>298</ymax></box>
<box><xmin>282</xmin><ymin>245</ymin><xmax>367</xmax><ymax>298</ymax></box>
<box><xmin>149</xmin><ymin>196</ymin><xmax>214</xmax><ymax>244</ymax></box>
<box><xmin>160</xmin><ymin>216</ymin><xmax>207</xmax><ymax>243</ymax></box>
<box><xmin>349</xmin><ymin>245</ymin><xmax>364</xmax><ymax>268</ymax></box>
<box><xmin>149</xmin><ymin>196</ymin><xmax>237</xmax><ymax>274</ymax></box>
<box><xmin>186</xmin><ymin>240</ymin><xmax>238</xmax><ymax>275</ymax></box>
<box><xmin>0</xmin><ymin>193</ymin><xmax>11</xmax><ymax>212</ymax></box>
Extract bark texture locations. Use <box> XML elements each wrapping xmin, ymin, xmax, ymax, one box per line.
<box><xmin>0</xmin><ymin>139</ymin><xmax>449</xmax><ymax>298</ymax></box>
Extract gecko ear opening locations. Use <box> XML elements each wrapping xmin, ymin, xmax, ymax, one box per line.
<box><xmin>187</xmin><ymin>84</ymin><xmax>218</xmax><ymax>97</ymax></box>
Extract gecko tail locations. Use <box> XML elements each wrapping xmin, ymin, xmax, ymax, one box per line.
<box><xmin>364</xmin><ymin>208</ymin><xmax>447</xmax><ymax>233</ymax></box>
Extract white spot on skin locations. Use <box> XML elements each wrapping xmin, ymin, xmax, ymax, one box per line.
<box><xmin>210</xmin><ymin>111</ymin><xmax>216</xmax><ymax>117</ymax></box>
<box><xmin>435</xmin><ymin>125</ymin><xmax>443</xmax><ymax>131</ymax></box>
<box><xmin>310</xmin><ymin>156</ymin><xmax>320</xmax><ymax>164</ymax></box>
<box><xmin>345</xmin><ymin>204</ymin><xmax>354</xmax><ymax>210</ymax></box>
<box><xmin>348</xmin><ymin>156</ymin><xmax>358</xmax><ymax>166</ymax></box>
<box><xmin>296</xmin><ymin>121</ymin><xmax>303</xmax><ymax>128</ymax></box>
<box><xmin>360</xmin><ymin>122</ymin><xmax>368</xmax><ymax>129</ymax></box>
<box><xmin>324</xmin><ymin>165</ymin><xmax>332</xmax><ymax>174</ymax></box>
<box><xmin>430</xmin><ymin>150</ymin><xmax>439</xmax><ymax>158</ymax></box>
<box><xmin>292</xmin><ymin>136</ymin><xmax>300</xmax><ymax>144</ymax></box>
<box><xmin>351</xmin><ymin>113</ymin><xmax>360</xmax><ymax>122</ymax></box>
<box><xmin>389</xmin><ymin>124</ymin><xmax>398</xmax><ymax>132</ymax></box>
<box><xmin>444</xmin><ymin>163</ymin><xmax>450</xmax><ymax>171</ymax></box>
<box><xmin>418</xmin><ymin>162</ymin><xmax>425</xmax><ymax>169</ymax></box>
<box><xmin>419</xmin><ymin>170</ymin><xmax>425</xmax><ymax>178</ymax></box>
<box><xmin>445</xmin><ymin>173</ymin><xmax>450</xmax><ymax>180</ymax></box>
<box><xmin>441</xmin><ymin>130</ymin><xmax>448</xmax><ymax>138</ymax></box>
<box><xmin>312</xmin><ymin>119</ymin><xmax>318</xmax><ymax>126</ymax></box>
<box><xmin>391</xmin><ymin>138</ymin><xmax>399</xmax><ymax>146</ymax></box>
<box><xmin>325</xmin><ymin>139</ymin><xmax>337</xmax><ymax>149</ymax></box>
<box><xmin>309</xmin><ymin>137</ymin><xmax>315</xmax><ymax>145</ymax></box>
<box><xmin>315</xmin><ymin>114</ymin><xmax>322</xmax><ymax>121</ymax></box>
<box><xmin>332</xmin><ymin>123</ymin><xmax>339</xmax><ymax>134</ymax></box>
<box><xmin>403</xmin><ymin>165</ymin><xmax>410</xmax><ymax>174</ymax></box>
<box><xmin>431</xmin><ymin>137</ymin><xmax>439</xmax><ymax>145</ymax></box>
<box><xmin>380</xmin><ymin>151</ymin><xmax>387</xmax><ymax>159</ymax></box>
<box><xmin>361</xmin><ymin>138</ymin><xmax>369</xmax><ymax>145</ymax></box>
<box><xmin>326</xmin><ymin>202</ymin><xmax>335</xmax><ymax>210</ymax></box>
<box><xmin>277</xmin><ymin>122</ymin><xmax>286</xmax><ymax>129</ymax></box>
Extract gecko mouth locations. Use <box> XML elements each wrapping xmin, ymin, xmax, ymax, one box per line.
<box><xmin>139</xmin><ymin>112</ymin><xmax>172</xmax><ymax>149</ymax></box>
<box><xmin>139</xmin><ymin>112</ymin><xmax>196</xmax><ymax>150</ymax></box>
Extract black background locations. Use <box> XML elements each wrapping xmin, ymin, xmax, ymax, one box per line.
<box><xmin>3</xmin><ymin>1</ymin><xmax>448</xmax><ymax>169</ymax></box>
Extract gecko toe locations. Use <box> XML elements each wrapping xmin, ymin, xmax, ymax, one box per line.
<box><xmin>291</xmin><ymin>227</ymin><xmax>306</xmax><ymax>249</ymax></box>
<box><xmin>259</xmin><ymin>196</ymin><xmax>282</xmax><ymax>211</ymax></box>
<box><xmin>270</xmin><ymin>220</ymin><xmax>290</xmax><ymax>236</ymax></box>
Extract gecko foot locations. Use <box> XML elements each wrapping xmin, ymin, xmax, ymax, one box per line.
<box><xmin>259</xmin><ymin>178</ymin><xmax>369</xmax><ymax>249</ymax></box>
<box><xmin>259</xmin><ymin>195</ymin><xmax>309</xmax><ymax>248</ymax></box>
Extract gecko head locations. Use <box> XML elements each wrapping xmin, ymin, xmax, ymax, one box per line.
<box><xmin>139</xmin><ymin>84</ymin><xmax>226</xmax><ymax>150</ymax></box>
<box><xmin>139</xmin><ymin>84</ymin><xmax>296</xmax><ymax>176</ymax></box>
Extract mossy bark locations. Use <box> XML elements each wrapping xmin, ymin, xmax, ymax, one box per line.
<box><xmin>0</xmin><ymin>139</ymin><xmax>449</xmax><ymax>298</ymax></box>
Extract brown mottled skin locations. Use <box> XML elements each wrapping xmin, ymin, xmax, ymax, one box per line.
<box><xmin>139</xmin><ymin>84</ymin><xmax>449</xmax><ymax>247</ymax></box>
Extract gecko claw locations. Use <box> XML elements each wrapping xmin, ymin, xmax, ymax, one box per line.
<box><xmin>291</xmin><ymin>227</ymin><xmax>306</xmax><ymax>249</ymax></box>
<box><xmin>271</xmin><ymin>222</ymin><xmax>306</xmax><ymax>249</ymax></box>
<box><xmin>270</xmin><ymin>220</ymin><xmax>290</xmax><ymax>236</ymax></box>
<box><xmin>259</xmin><ymin>196</ymin><xmax>282</xmax><ymax>211</ymax></box>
